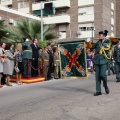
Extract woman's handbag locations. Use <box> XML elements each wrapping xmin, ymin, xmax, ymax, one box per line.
<box><xmin>14</xmin><ymin>66</ymin><xmax>20</xmax><ymax>73</ymax></box>
<box><xmin>14</xmin><ymin>62</ymin><xmax>20</xmax><ymax>73</ymax></box>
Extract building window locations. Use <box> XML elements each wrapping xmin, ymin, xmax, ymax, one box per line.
<box><xmin>78</xmin><ymin>6</ymin><xmax>94</xmax><ymax>15</ymax></box>
<box><xmin>111</xmin><ymin>32</ymin><xmax>114</xmax><ymax>36</ymax></box>
<box><xmin>111</xmin><ymin>17</ymin><xmax>114</xmax><ymax>25</ymax></box>
<box><xmin>79</xmin><ymin>27</ymin><xmax>86</xmax><ymax>31</ymax></box>
<box><xmin>18</xmin><ymin>1</ymin><xmax>29</xmax><ymax>8</ymax></box>
<box><xmin>111</xmin><ymin>2</ymin><xmax>114</xmax><ymax>10</ymax></box>
<box><xmin>111</xmin><ymin>11</ymin><xmax>114</xmax><ymax>16</ymax></box>
<box><xmin>111</xmin><ymin>26</ymin><xmax>114</xmax><ymax>31</ymax></box>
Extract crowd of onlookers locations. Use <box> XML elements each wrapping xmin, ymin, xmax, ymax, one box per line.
<box><xmin>0</xmin><ymin>39</ymin><xmax>60</xmax><ymax>87</ymax></box>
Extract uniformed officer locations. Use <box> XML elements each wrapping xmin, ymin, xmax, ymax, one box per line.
<box><xmin>53</xmin><ymin>47</ymin><xmax>60</xmax><ymax>79</ymax></box>
<box><xmin>86</xmin><ymin>30</ymin><xmax>118</xmax><ymax>96</ymax></box>
<box><xmin>113</xmin><ymin>40</ymin><xmax>120</xmax><ymax>82</ymax></box>
<box><xmin>22</xmin><ymin>38</ymin><xmax>32</xmax><ymax>77</ymax></box>
<box><xmin>42</xmin><ymin>47</ymin><xmax>49</xmax><ymax>81</ymax></box>
<box><xmin>108</xmin><ymin>50</ymin><xmax>115</xmax><ymax>76</ymax></box>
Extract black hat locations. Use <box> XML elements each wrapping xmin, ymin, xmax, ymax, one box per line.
<box><xmin>47</xmin><ymin>42</ymin><xmax>51</xmax><ymax>46</ymax></box>
<box><xmin>99</xmin><ymin>30</ymin><xmax>108</xmax><ymax>36</ymax></box>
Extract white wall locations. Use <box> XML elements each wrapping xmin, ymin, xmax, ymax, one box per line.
<box><xmin>78</xmin><ymin>14</ymin><xmax>94</xmax><ymax>22</ymax></box>
<box><xmin>78</xmin><ymin>0</ymin><xmax>94</xmax><ymax>6</ymax></box>
<box><xmin>0</xmin><ymin>0</ymin><xmax>12</xmax><ymax>6</ymax></box>
<box><xmin>78</xmin><ymin>31</ymin><xmax>94</xmax><ymax>38</ymax></box>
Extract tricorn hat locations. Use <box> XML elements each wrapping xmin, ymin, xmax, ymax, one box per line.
<box><xmin>99</xmin><ymin>30</ymin><xmax>108</xmax><ymax>36</ymax></box>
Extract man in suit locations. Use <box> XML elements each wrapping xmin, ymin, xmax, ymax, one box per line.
<box><xmin>31</xmin><ymin>39</ymin><xmax>39</xmax><ymax>77</ymax></box>
<box><xmin>86</xmin><ymin>30</ymin><xmax>118</xmax><ymax>96</ymax></box>
<box><xmin>1</xmin><ymin>42</ymin><xmax>6</xmax><ymax>85</ymax></box>
<box><xmin>113</xmin><ymin>40</ymin><xmax>120</xmax><ymax>82</ymax></box>
<box><xmin>47</xmin><ymin>43</ymin><xmax>53</xmax><ymax>80</ymax></box>
<box><xmin>42</xmin><ymin>47</ymin><xmax>49</xmax><ymax>81</ymax></box>
<box><xmin>22</xmin><ymin>38</ymin><xmax>32</xmax><ymax>77</ymax></box>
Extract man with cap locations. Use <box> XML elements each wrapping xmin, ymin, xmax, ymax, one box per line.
<box><xmin>113</xmin><ymin>39</ymin><xmax>120</xmax><ymax>82</ymax></box>
<box><xmin>42</xmin><ymin>46</ymin><xmax>49</xmax><ymax>80</ymax></box>
<box><xmin>22</xmin><ymin>38</ymin><xmax>32</xmax><ymax>77</ymax></box>
<box><xmin>86</xmin><ymin>30</ymin><xmax>118</xmax><ymax>96</ymax></box>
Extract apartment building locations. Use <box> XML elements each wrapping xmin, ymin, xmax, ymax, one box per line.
<box><xmin>0</xmin><ymin>0</ymin><xmax>117</xmax><ymax>40</ymax></box>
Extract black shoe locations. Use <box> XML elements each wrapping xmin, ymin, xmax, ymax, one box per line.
<box><xmin>105</xmin><ymin>87</ymin><xmax>110</xmax><ymax>94</ymax></box>
<box><xmin>116</xmin><ymin>79</ymin><xmax>120</xmax><ymax>82</ymax></box>
<box><xmin>94</xmin><ymin>92</ymin><xmax>102</xmax><ymax>96</ymax></box>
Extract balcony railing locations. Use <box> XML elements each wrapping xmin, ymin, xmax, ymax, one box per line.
<box><xmin>0</xmin><ymin>0</ymin><xmax>12</xmax><ymax>6</ymax></box>
<box><xmin>43</xmin><ymin>14</ymin><xmax>70</xmax><ymax>24</ymax></box>
<box><xmin>32</xmin><ymin>0</ymin><xmax>70</xmax><ymax>11</ymax></box>
<box><xmin>78</xmin><ymin>14</ymin><xmax>94</xmax><ymax>23</ymax></box>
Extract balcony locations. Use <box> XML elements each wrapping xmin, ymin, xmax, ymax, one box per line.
<box><xmin>32</xmin><ymin>0</ymin><xmax>70</xmax><ymax>11</ymax></box>
<box><xmin>78</xmin><ymin>0</ymin><xmax>94</xmax><ymax>6</ymax></box>
<box><xmin>78</xmin><ymin>14</ymin><xmax>94</xmax><ymax>23</ymax></box>
<box><xmin>0</xmin><ymin>0</ymin><xmax>12</xmax><ymax>6</ymax></box>
<box><xmin>43</xmin><ymin>14</ymin><xmax>70</xmax><ymax>24</ymax></box>
<box><xmin>18</xmin><ymin>7</ymin><xmax>30</xmax><ymax>14</ymax></box>
<box><xmin>78</xmin><ymin>31</ymin><xmax>94</xmax><ymax>38</ymax></box>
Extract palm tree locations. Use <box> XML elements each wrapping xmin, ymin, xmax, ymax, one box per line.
<box><xmin>5</xmin><ymin>19</ymin><xmax>58</xmax><ymax>42</ymax></box>
<box><xmin>0</xmin><ymin>20</ymin><xmax>9</xmax><ymax>42</ymax></box>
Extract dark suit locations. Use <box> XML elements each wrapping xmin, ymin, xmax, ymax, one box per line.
<box><xmin>113</xmin><ymin>45</ymin><xmax>120</xmax><ymax>81</ymax></box>
<box><xmin>47</xmin><ymin>49</ymin><xmax>53</xmax><ymax>80</ymax></box>
<box><xmin>31</xmin><ymin>43</ymin><xmax>39</xmax><ymax>77</ymax></box>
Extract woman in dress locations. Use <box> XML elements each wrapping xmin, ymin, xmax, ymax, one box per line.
<box><xmin>3</xmin><ymin>43</ymin><xmax>17</xmax><ymax>86</ymax></box>
<box><xmin>86</xmin><ymin>49</ymin><xmax>92</xmax><ymax>72</ymax></box>
<box><xmin>15</xmin><ymin>43</ymin><xmax>23</xmax><ymax>85</ymax></box>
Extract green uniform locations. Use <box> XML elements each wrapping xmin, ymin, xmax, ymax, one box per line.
<box><xmin>92</xmin><ymin>39</ymin><xmax>111</xmax><ymax>92</ymax></box>
<box><xmin>54</xmin><ymin>52</ymin><xmax>60</xmax><ymax>79</ymax></box>
<box><xmin>113</xmin><ymin>45</ymin><xmax>120</xmax><ymax>81</ymax></box>
<box><xmin>42</xmin><ymin>51</ymin><xmax>49</xmax><ymax>80</ymax></box>
<box><xmin>22</xmin><ymin>41</ymin><xmax>32</xmax><ymax>77</ymax></box>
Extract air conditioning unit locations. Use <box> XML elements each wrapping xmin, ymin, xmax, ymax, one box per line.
<box><xmin>9</xmin><ymin>19</ymin><xmax>14</xmax><ymax>24</ymax></box>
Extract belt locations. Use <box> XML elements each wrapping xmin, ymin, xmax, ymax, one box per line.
<box><xmin>23</xmin><ymin>50</ymin><xmax>32</xmax><ymax>52</ymax></box>
<box><xmin>44</xmin><ymin>60</ymin><xmax>49</xmax><ymax>61</ymax></box>
<box><xmin>55</xmin><ymin>60</ymin><xmax>60</xmax><ymax>61</ymax></box>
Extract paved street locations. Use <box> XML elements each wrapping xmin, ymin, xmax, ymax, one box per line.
<box><xmin>0</xmin><ymin>74</ymin><xmax>120</xmax><ymax>120</ymax></box>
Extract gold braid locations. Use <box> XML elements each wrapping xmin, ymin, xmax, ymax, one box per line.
<box><xmin>99</xmin><ymin>39</ymin><xmax>112</xmax><ymax>60</ymax></box>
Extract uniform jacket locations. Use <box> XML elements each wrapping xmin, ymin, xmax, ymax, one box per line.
<box><xmin>42</xmin><ymin>51</ymin><xmax>49</xmax><ymax>66</ymax></box>
<box><xmin>22</xmin><ymin>41</ymin><xmax>32</xmax><ymax>59</ymax></box>
<box><xmin>31</xmin><ymin>43</ymin><xmax>39</xmax><ymax>59</ymax></box>
<box><xmin>113</xmin><ymin>45</ymin><xmax>120</xmax><ymax>62</ymax></box>
<box><xmin>54</xmin><ymin>52</ymin><xmax>60</xmax><ymax>66</ymax></box>
<box><xmin>92</xmin><ymin>39</ymin><xmax>111</xmax><ymax>65</ymax></box>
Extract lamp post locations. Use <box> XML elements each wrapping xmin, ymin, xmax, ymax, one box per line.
<box><xmin>91</xmin><ymin>23</ymin><xmax>95</xmax><ymax>43</ymax></box>
<box><xmin>39</xmin><ymin>0</ymin><xmax>46</xmax><ymax>41</ymax></box>
<box><xmin>40</xmin><ymin>1</ymin><xmax>43</xmax><ymax>41</ymax></box>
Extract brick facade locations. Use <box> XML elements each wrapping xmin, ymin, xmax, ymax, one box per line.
<box><xmin>116</xmin><ymin>0</ymin><xmax>120</xmax><ymax>37</ymax></box>
<box><xmin>94</xmin><ymin>0</ymin><xmax>116</xmax><ymax>38</ymax></box>
<box><xmin>0</xmin><ymin>0</ymin><xmax>119</xmax><ymax>39</ymax></box>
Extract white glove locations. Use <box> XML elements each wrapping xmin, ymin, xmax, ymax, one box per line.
<box><xmin>105</xmin><ymin>35</ymin><xmax>110</xmax><ymax>39</ymax></box>
<box><xmin>86</xmin><ymin>38</ymin><xmax>91</xmax><ymax>42</ymax></box>
<box><xmin>54</xmin><ymin>64</ymin><xmax>56</xmax><ymax>66</ymax></box>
